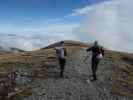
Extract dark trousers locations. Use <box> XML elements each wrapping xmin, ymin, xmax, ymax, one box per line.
<box><xmin>91</xmin><ymin>57</ymin><xmax>100</xmax><ymax>79</ymax></box>
<box><xmin>59</xmin><ymin>58</ymin><xmax>66</xmax><ymax>77</ymax></box>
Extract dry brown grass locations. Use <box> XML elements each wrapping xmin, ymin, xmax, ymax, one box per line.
<box><xmin>107</xmin><ymin>51</ymin><xmax>133</xmax><ymax>97</ymax></box>
<box><xmin>0</xmin><ymin>45</ymin><xmax>83</xmax><ymax>78</ymax></box>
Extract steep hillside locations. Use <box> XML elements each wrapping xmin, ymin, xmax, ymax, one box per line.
<box><xmin>0</xmin><ymin>41</ymin><xmax>132</xmax><ymax>100</ymax></box>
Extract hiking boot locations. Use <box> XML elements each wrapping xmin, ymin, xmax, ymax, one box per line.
<box><xmin>90</xmin><ymin>77</ymin><xmax>97</xmax><ymax>81</ymax></box>
<box><xmin>90</xmin><ymin>78</ymin><xmax>97</xmax><ymax>81</ymax></box>
<box><xmin>60</xmin><ymin>74</ymin><xmax>64</xmax><ymax>78</ymax></box>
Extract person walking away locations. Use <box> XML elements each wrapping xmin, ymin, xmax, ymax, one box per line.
<box><xmin>86</xmin><ymin>41</ymin><xmax>104</xmax><ymax>81</ymax></box>
<box><xmin>55</xmin><ymin>41</ymin><xmax>67</xmax><ymax>78</ymax></box>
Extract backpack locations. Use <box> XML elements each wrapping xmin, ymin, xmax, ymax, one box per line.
<box><xmin>96</xmin><ymin>53</ymin><xmax>103</xmax><ymax>59</ymax></box>
<box><xmin>96</xmin><ymin>47</ymin><xmax>104</xmax><ymax>60</ymax></box>
<box><xmin>56</xmin><ymin>47</ymin><xmax>67</xmax><ymax>58</ymax></box>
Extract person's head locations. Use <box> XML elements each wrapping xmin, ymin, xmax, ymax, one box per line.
<box><xmin>60</xmin><ymin>41</ymin><xmax>64</xmax><ymax>46</ymax></box>
<box><xmin>94</xmin><ymin>41</ymin><xmax>98</xmax><ymax>46</ymax></box>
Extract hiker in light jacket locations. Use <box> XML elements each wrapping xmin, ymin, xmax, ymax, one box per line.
<box><xmin>55</xmin><ymin>41</ymin><xmax>67</xmax><ymax>77</ymax></box>
<box><xmin>86</xmin><ymin>41</ymin><xmax>104</xmax><ymax>81</ymax></box>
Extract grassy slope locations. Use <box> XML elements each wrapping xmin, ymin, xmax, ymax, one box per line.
<box><xmin>106</xmin><ymin>51</ymin><xmax>133</xmax><ymax>97</ymax></box>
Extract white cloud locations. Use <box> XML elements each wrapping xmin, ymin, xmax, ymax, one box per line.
<box><xmin>73</xmin><ymin>0</ymin><xmax>133</xmax><ymax>53</ymax></box>
<box><xmin>0</xmin><ymin>22</ymin><xmax>79</xmax><ymax>51</ymax></box>
<box><xmin>71</xmin><ymin>6</ymin><xmax>92</xmax><ymax>16</ymax></box>
<box><xmin>1</xmin><ymin>0</ymin><xmax>133</xmax><ymax>53</ymax></box>
<box><xmin>71</xmin><ymin>1</ymin><xmax>118</xmax><ymax>16</ymax></box>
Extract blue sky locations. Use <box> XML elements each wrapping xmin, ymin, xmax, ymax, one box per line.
<box><xmin>0</xmin><ymin>0</ymin><xmax>107</xmax><ymax>50</ymax></box>
<box><xmin>0</xmin><ymin>0</ymin><xmax>107</xmax><ymax>30</ymax></box>
<box><xmin>0</xmin><ymin>0</ymin><xmax>99</xmax><ymax>39</ymax></box>
<box><xmin>0</xmin><ymin>0</ymin><xmax>133</xmax><ymax>53</ymax></box>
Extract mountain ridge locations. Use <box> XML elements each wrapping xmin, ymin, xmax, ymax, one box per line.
<box><xmin>0</xmin><ymin>40</ymin><xmax>132</xmax><ymax>100</ymax></box>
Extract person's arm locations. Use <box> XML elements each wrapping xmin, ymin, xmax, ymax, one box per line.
<box><xmin>54</xmin><ymin>47</ymin><xmax>59</xmax><ymax>57</ymax></box>
<box><xmin>102</xmin><ymin>49</ymin><xmax>105</xmax><ymax>56</ymax></box>
<box><xmin>54</xmin><ymin>47</ymin><xmax>58</xmax><ymax>50</ymax></box>
<box><xmin>86</xmin><ymin>47</ymin><xmax>93</xmax><ymax>52</ymax></box>
<box><xmin>100</xmin><ymin>47</ymin><xmax>104</xmax><ymax>56</ymax></box>
<box><xmin>64</xmin><ymin>48</ymin><xmax>67</xmax><ymax>56</ymax></box>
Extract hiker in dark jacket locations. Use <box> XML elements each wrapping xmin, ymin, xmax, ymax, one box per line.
<box><xmin>86</xmin><ymin>41</ymin><xmax>104</xmax><ymax>81</ymax></box>
<box><xmin>55</xmin><ymin>41</ymin><xmax>67</xmax><ymax>77</ymax></box>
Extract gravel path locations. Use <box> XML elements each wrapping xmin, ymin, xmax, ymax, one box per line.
<box><xmin>23</xmin><ymin>49</ymin><xmax>132</xmax><ymax>100</ymax></box>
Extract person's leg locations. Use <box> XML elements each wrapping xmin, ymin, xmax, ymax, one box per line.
<box><xmin>91</xmin><ymin>58</ymin><xmax>97</xmax><ymax>80</ymax></box>
<box><xmin>95</xmin><ymin>59</ymin><xmax>100</xmax><ymax>71</ymax></box>
<box><xmin>59</xmin><ymin>58</ymin><xmax>62</xmax><ymax>77</ymax></box>
<box><xmin>60</xmin><ymin>65</ymin><xmax>64</xmax><ymax>77</ymax></box>
<box><xmin>59</xmin><ymin>58</ymin><xmax>63</xmax><ymax>77</ymax></box>
<box><xmin>94</xmin><ymin>59</ymin><xmax>100</xmax><ymax>80</ymax></box>
<box><xmin>60</xmin><ymin>59</ymin><xmax>65</xmax><ymax>77</ymax></box>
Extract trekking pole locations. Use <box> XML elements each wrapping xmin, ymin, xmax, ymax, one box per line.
<box><xmin>83</xmin><ymin>55</ymin><xmax>89</xmax><ymax>63</ymax></box>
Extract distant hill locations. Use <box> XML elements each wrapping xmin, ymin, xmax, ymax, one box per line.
<box><xmin>43</xmin><ymin>40</ymin><xmax>90</xmax><ymax>49</ymax></box>
<box><xmin>0</xmin><ymin>46</ymin><xmax>25</xmax><ymax>54</ymax></box>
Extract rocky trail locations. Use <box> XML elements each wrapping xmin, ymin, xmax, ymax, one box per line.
<box><xmin>21</xmin><ymin>48</ymin><xmax>132</xmax><ymax>100</ymax></box>
<box><xmin>0</xmin><ymin>47</ymin><xmax>132</xmax><ymax>100</ymax></box>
